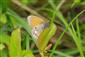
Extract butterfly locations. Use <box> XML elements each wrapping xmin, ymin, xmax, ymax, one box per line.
<box><xmin>27</xmin><ymin>15</ymin><xmax>57</xmax><ymax>51</ymax></box>
<box><xmin>27</xmin><ymin>15</ymin><xmax>49</xmax><ymax>40</ymax></box>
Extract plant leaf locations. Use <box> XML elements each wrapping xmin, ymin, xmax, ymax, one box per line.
<box><xmin>0</xmin><ymin>48</ymin><xmax>8</xmax><ymax>57</ymax></box>
<box><xmin>0</xmin><ymin>13</ymin><xmax>7</xmax><ymax>24</ymax></box>
<box><xmin>9</xmin><ymin>28</ymin><xmax>21</xmax><ymax>57</ymax></box>
<box><xmin>0</xmin><ymin>32</ymin><xmax>10</xmax><ymax>45</ymax></box>
<box><xmin>22</xmin><ymin>50</ymin><xmax>34</xmax><ymax>57</ymax></box>
<box><xmin>37</xmin><ymin>23</ymin><xmax>57</xmax><ymax>51</ymax></box>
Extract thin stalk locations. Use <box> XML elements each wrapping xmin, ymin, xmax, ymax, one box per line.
<box><xmin>50</xmin><ymin>11</ymin><xmax>56</xmax><ymax>26</ymax></box>
<box><xmin>76</xmin><ymin>19</ymin><xmax>80</xmax><ymax>40</ymax></box>
<box><xmin>55</xmin><ymin>10</ymin><xmax>84</xmax><ymax>57</ymax></box>
<box><xmin>26</xmin><ymin>35</ymin><xmax>30</xmax><ymax>50</ymax></box>
<box><xmin>49</xmin><ymin>50</ymin><xmax>73</xmax><ymax>57</ymax></box>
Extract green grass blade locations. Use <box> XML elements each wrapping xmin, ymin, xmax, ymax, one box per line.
<box><xmin>0</xmin><ymin>0</ymin><xmax>10</xmax><ymax>13</ymax></box>
<box><xmin>76</xmin><ymin>19</ymin><xmax>80</xmax><ymax>39</ymax></box>
<box><xmin>72</xmin><ymin>0</ymin><xmax>81</xmax><ymax>7</ymax></box>
<box><xmin>6</xmin><ymin>9</ymin><xmax>37</xmax><ymax>43</ymax></box>
<box><xmin>7</xmin><ymin>9</ymin><xmax>32</xmax><ymax>35</ymax></box>
<box><xmin>26</xmin><ymin>35</ymin><xmax>30</xmax><ymax>50</ymax></box>
<box><xmin>50</xmin><ymin>50</ymin><xmax>73</xmax><ymax>57</ymax></box>
<box><xmin>48</xmin><ymin>7</ymin><xmax>85</xmax><ymax>57</ymax></box>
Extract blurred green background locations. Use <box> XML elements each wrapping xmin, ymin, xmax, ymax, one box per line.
<box><xmin>0</xmin><ymin>0</ymin><xmax>85</xmax><ymax>57</ymax></box>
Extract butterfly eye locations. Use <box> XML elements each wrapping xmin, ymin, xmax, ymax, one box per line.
<box><xmin>35</xmin><ymin>26</ymin><xmax>37</xmax><ymax>29</ymax></box>
<box><xmin>34</xmin><ymin>26</ymin><xmax>38</xmax><ymax>31</ymax></box>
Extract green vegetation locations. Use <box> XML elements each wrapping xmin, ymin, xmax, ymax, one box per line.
<box><xmin>0</xmin><ymin>0</ymin><xmax>85</xmax><ymax>57</ymax></box>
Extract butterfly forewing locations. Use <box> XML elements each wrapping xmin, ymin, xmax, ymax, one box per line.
<box><xmin>27</xmin><ymin>15</ymin><xmax>49</xmax><ymax>40</ymax></box>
